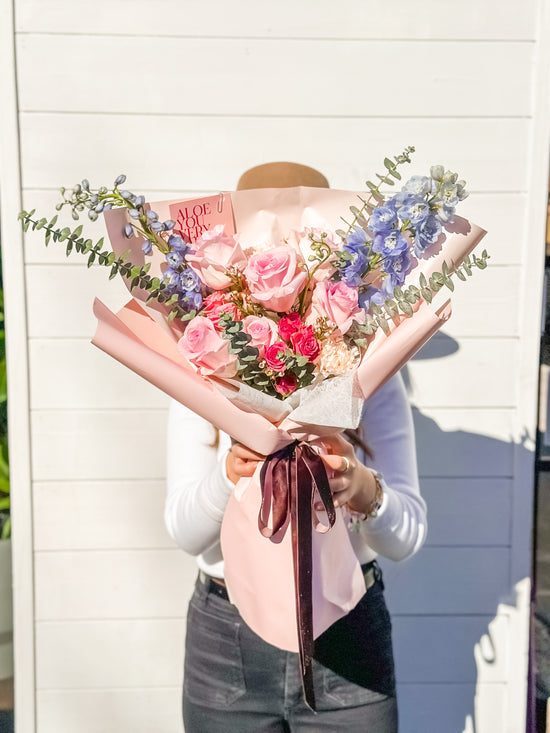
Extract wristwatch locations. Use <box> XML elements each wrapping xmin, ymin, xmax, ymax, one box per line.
<box><xmin>365</xmin><ymin>469</ymin><xmax>384</xmax><ymax>518</ymax></box>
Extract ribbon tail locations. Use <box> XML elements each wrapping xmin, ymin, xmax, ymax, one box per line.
<box><xmin>291</xmin><ymin>452</ymin><xmax>316</xmax><ymax>711</ymax></box>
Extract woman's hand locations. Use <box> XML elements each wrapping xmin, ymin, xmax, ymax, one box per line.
<box><xmin>225</xmin><ymin>442</ymin><xmax>264</xmax><ymax>485</ymax></box>
<box><xmin>315</xmin><ymin>434</ymin><xmax>378</xmax><ymax>516</ymax></box>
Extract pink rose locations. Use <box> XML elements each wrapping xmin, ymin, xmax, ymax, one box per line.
<box><xmin>242</xmin><ymin>316</ymin><xmax>278</xmax><ymax>355</ymax></box>
<box><xmin>264</xmin><ymin>341</ymin><xmax>287</xmax><ymax>372</ymax></box>
<box><xmin>277</xmin><ymin>312</ymin><xmax>303</xmax><ymax>342</ymax></box>
<box><xmin>275</xmin><ymin>372</ymin><xmax>298</xmax><ymax>396</ymax></box>
<box><xmin>187</xmin><ymin>225</ymin><xmax>247</xmax><ymax>290</ymax></box>
<box><xmin>177</xmin><ymin>316</ymin><xmax>238</xmax><ymax>377</ymax></box>
<box><xmin>244</xmin><ymin>246</ymin><xmax>307</xmax><ymax>312</ymax></box>
<box><xmin>202</xmin><ymin>292</ymin><xmax>242</xmax><ymax>330</ymax></box>
<box><xmin>309</xmin><ymin>281</ymin><xmax>365</xmax><ymax>335</ymax></box>
<box><xmin>290</xmin><ymin>325</ymin><xmax>321</xmax><ymax>362</ymax></box>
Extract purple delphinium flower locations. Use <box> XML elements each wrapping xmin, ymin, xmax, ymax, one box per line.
<box><xmin>345</xmin><ymin>227</ymin><xmax>369</xmax><ymax>248</ymax></box>
<box><xmin>179</xmin><ymin>291</ymin><xmax>203</xmax><ymax>312</ymax></box>
<box><xmin>166</xmin><ymin>250</ymin><xmax>184</xmax><ymax>269</ymax></box>
<box><xmin>141</xmin><ymin>239</ymin><xmax>153</xmax><ymax>255</ymax></box>
<box><xmin>339</xmin><ymin>227</ymin><xmax>371</xmax><ymax>286</ymax></box>
<box><xmin>359</xmin><ymin>284</ymin><xmax>390</xmax><ymax>309</ymax></box>
<box><xmin>367</xmin><ymin>205</ymin><xmax>398</xmax><ymax>234</ymax></box>
<box><xmin>372</xmin><ymin>229</ymin><xmax>408</xmax><ymax>257</ymax></box>
<box><xmin>340</xmin><ymin>248</ymin><xmax>369</xmax><ymax>287</ymax></box>
<box><xmin>398</xmin><ymin>198</ymin><xmax>430</xmax><ymax>227</ymax></box>
<box><xmin>168</xmin><ymin>233</ymin><xmax>188</xmax><ymax>254</ymax></box>
<box><xmin>384</xmin><ymin>248</ymin><xmax>413</xmax><ymax>287</ymax></box>
<box><xmin>414</xmin><ymin>215</ymin><xmax>442</xmax><ymax>257</ymax></box>
<box><xmin>161</xmin><ymin>269</ymin><xmax>181</xmax><ymax>293</ymax></box>
<box><xmin>402</xmin><ymin>175</ymin><xmax>431</xmax><ymax>197</ymax></box>
<box><xmin>179</xmin><ymin>268</ymin><xmax>201</xmax><ymax>293</ymax></box>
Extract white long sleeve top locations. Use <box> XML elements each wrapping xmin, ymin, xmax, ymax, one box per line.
<box><xmin>164</xmin><ymin>372</ymin><xmax>427</xmax><ymax>579</ymax></box>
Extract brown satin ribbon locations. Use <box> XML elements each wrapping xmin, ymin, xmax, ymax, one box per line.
<box><xmin>259</xmin><ymin>441</ymin><xmax>336</xmax><ymax>711</ymax></box>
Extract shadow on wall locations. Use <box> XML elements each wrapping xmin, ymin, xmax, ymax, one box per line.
<box><xmin>377</xmin><ymin>342</ymin><xmax>530</xmax><ymax>733</ymax></box>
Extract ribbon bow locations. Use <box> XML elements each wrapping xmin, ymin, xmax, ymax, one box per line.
<box><xmin>259</xmin><ymin>440</ymin><xmax>336</xmax><ymax>710</ymax></box>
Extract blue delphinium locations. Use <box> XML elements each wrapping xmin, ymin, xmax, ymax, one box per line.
<box><xmin>367</xmin><ymin>205</ymin><xmax>398</xmax><ymax>234</ymax></box>
<box><xmin>372</xmin><ymin>229</ymin><xmax>408</xmax><ymax>257</ymax></box>
<box><xmin>339</xmin><ymin>228</ymin><xmax>372</xmax><ymax>286</ymax></box>
<box><xmin>414</xmin><ymin>215</ymin><xmax>442</xmax><ymax>256</ymax></box>
<box><xmin>180</xmin><ymin>267</ymin><xmax>201</xmax><ymax>293</ymax></box>
<box><xmin>384</xmin><ymin>248</ymin><xmax>412</xmax><ymax>288</ymax></box>
<box><xmin>168</xmin><ymin>233</ymin><xmax>189</xmax><ymax>254</ymax></box>
<box><xmin>397</xmin><ymin>197</ymin><xmax>430</xmax><ymax>227</ymax></box>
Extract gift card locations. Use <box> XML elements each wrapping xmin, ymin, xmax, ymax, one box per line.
<box><xmin>169</xmin><ymin>193</ymin><xmax>235</xmax><ymax>244</ymax></box>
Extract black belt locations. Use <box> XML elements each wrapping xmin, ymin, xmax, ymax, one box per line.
<box><xmin>198</xmin><ymin>559</ymin><xmax>383</xmax><ymax>603</ymax></box>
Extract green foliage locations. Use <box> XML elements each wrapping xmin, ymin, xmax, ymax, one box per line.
<box><xmin>17</xmin><ymin>210</ymin><xmax>202</xmax><ymax>323</ymax></box>
<box><xmin>335</xmin><ymin>146</ymin><xmax>416</xmax><ymax>240</ymax></box>
<box><xmin>347</xmin><ymin>249</ymin><xmax>491</xmax><ymax>350</ymax></box>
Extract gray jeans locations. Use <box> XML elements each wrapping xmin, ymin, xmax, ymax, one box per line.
<box><xmin>183</xmin><ymin>563</ymin><xmax>398</xmax><ymax>732</ymax></box>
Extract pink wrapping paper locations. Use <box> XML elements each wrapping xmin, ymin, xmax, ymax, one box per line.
<box><xmin>93</xmin><ymin>186</ymin><xmax>486</xmax><ymax>650</ymax></box>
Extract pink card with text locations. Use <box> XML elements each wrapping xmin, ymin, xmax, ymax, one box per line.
<box><xmin>169</xmin><ymin>193</ymin><xmax>235</xmax><ymax>243</ymax></box>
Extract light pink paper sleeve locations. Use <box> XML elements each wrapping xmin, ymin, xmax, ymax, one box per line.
<box><xmin>93</xmin><ymin>187</ymin><xmax>487</xmax><ymax>651</ymax></box>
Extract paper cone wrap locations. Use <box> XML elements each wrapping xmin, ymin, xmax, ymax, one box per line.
<box><xmin>92</xmin><ymin>187</ymin><xmax>486</xmax><ymax>651</ymax></box>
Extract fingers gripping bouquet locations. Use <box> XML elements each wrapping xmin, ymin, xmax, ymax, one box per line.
<box><xmin>19</xmin><ymin>147</ymin><xmax>488</xmax><ymax>708</ymax></box>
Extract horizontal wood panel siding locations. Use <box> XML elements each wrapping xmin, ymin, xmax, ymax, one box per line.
<box><xmin>16</xmin><ymin>36</ymin><xmax>533</xmax><ymax>117</ymax></box>
<box><xmin>37</xmin><ymin>689</ymin><xmax>183</xmax><ymax>733</ymax></box>
<box><xmin>35</xmin><ymin>619</ymin><xmax>185</xmax><ymax>689</ymax></box>
<box><xmin>19</xmin><ymin>114</ymin><xmax>530</xmax><ymax>192</ymax></box>
<box><xmin>33</xmin><ymin>480</ymin><xmax>173</xmax><ymax>550</ymax></box>
<box><xmin>15</xmin><ymin>0</ymin><xmax>537</xmax><ymax>40</ymax></box>
<box><xmin>12</xmin><ymin>0</ymin><xmax>543</xmax><ymax>729</ymax></box>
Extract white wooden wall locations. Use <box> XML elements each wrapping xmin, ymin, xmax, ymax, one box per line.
<box><xmin>1</xmin><ymin>0</ymin><xmax>549</xmax><ymax>731</ymax></box>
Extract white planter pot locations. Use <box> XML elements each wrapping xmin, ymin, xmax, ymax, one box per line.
<box><xmin>0</xmin><ymin>539</ymin><xmax>13</xmax><ymax>680</ymax></box>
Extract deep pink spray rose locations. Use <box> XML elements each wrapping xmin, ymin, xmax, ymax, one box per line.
<box><xmin>177</xmin><ymin>316</ymin><xmax>238</xmax><ymax>377</ymax></box>
<box><xmin>186</xmin><ymin>225</ymin><xmax>247</xmax><ymax>290</ymax></box>
<box><xmin>290</xmin><ymin>325</ymin><xmax>321</xmax><ymax>362</ymax></box>
<box><xmin>277</xmin><ymin>312</ymin><xmax>303</xmax><ymax>341</ymax></box>
<box><xmin>242</xmin><ymin>316</ymin><xmax>278</xmax><ymax>355</ymax></box>
<box><xmin>275</xmin><ymin>372</ymin><xmax>298</xmax><ymax>396</ymax></box>
<box><xmin>244</xmin><ymin>246</ymin><xmax>307</xmax><ymax>312</ymax></box>
<box><xmin>202</xmin><ymin>292</ymin><xmax>241</xmax><ymax>330</ymax></box>
<box><xmin>309</xmin><ymin>281</ymin><xmax>364</xmax><ymax>335</ymax></box>
<box><xmin>263</xmin><ymin>341</ymin><xmax>287</xmax><ymax>372</ymax></box>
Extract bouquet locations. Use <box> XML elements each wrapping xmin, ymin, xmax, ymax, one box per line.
<box><xmin>19</xmin><ymin>147</ymin><xmax>488</xmax><ymax>707</ymax></box>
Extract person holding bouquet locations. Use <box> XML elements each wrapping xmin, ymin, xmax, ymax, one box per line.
<box><xmin>165</xmin><ymin>163</ymin><xmax>427</xmax><ymax>733</ymax></box>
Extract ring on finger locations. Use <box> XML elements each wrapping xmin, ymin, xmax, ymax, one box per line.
<box><xmin>342</xmin><ymin>456</ymin><xmax>351</xmax><ymax>474</ymax></box>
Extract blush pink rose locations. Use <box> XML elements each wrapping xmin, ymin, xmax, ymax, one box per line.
<box><xmin>242</xmin><ymin>316</ymin><xmax>278</xmax><ymax>355</ymax></box>
<box><xmin>309</xmin><ymin>281</ymin><xmax>365</xmax><ymax>335</ymax></box>
<box><xmin>202</xmin><ymin>292</ymin><xmax>242</xmax><ymax>330</ymax></box>
<box><xmin>244</xmin><ymin>246</ymin><xmax>307</xmax><ymax>313</ymax></box>
<box><xmin>264</xmin><ymin>341</ymin><xmax>287</xmax><ymax>372</ymax></box>
<box><xmin>177</xmin><ymin>316</ymin><xmax>238</xmax><ymax>377</ymax></box>
<box><xmin>186</xmin><ymin>225</ymin><xmax>247</xmax><ymax>290</ymax></box>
